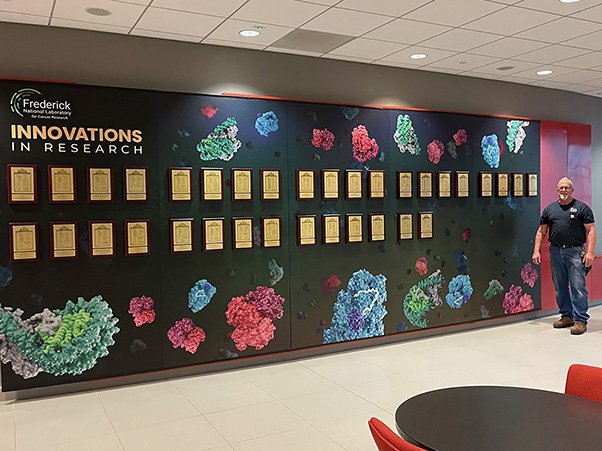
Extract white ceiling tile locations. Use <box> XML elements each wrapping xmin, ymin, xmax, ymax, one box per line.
<box><xmin>572</xmin><ymin>3</ymin><xmax>602</xmax><ymax>24</ymax></box>
<box><xmin>112</xmin><ymin>0</ymin><xmax>152</xmax><ymax>5</ymax></box>
<box><xmin>202</xmin><ymin>38</ymin><xmax>267</xmax><ymax>50</ymax></box>
<box><xmin>301</xmin><ymin>7</ymin><xmax>392</xmax><ymax>36</ymax></box>
<box><xmin>135</xmin><ymin>8</ymin><xmax>224</xmax><ymax>38</ymax></box>
<box><xmin>0</xmin><ymin>11</ymin><xmax>48</xmax><ymax>25</ymax></box>
<box><xmin>511</xmin><ymin>65</ymin><xmax>578</xmax><ymax>80</ymax></box>
<box><xmin>561</xmin><ymin>30</ymin><xmax>602</xmax><ymax>51</ymax></box>
<box><xmin>564</xmin><ymin>83</ymin><xmax>602</xmax><ymax>94</ymax></box>
<box><xmin>547</xmin><ymin>69</ymin><xmax>602</xmax><ymax>84</ymax></box>
<box><xmin>470</xmin><ymin>58</ymin><xmax>540</xmax><ymax>75</ymax></box>
<box><xmin>516</xmin><ymin>17</ymin><xmax>601</xmax><ymax>43</ymax></box>
<box><xmin>426</xmin><ymin>53</ymin><xmax>499</xmax><ymax>71</ymax></box>
<box><xmin>232</xmin><ymin>0</ymin><xmax>327</xmax><ymax>28</ymax></box>
<box><xmin>513</xmin><ymin>45</ymin><xmax>589</xmax><ymax>64</ymax></box>
<box><xmin>419</xmin><ymin>29</ymin><xmax>499</xmax><ymax>52</ymax></box>
<box><xmin>458</xmin><ymin>71</ymin><xmax>502</xmax><ymax>81</ymax></box>
<box><xmin>468</xmin><ymin>37</ymin><xmax>547</xmax><ymax>59</ymax></box>
<box><xmin>462</xmin><ymin>6</ymin><xmax>558</xmax><ymax>35</ymax></box>
<box><xmin>149</xmin><ymin>0</ymin><xmax>248</xmax><ymax>17</ymax></box>
<box><xmin>321</xmin><ymin>54</ymin><xmax>374</xmax><ymax>64</ymax></box>
<box><xmin>554</xmin><ymin>52</ymin><xmax>602</xmax><ymax>70</ymax></box>
<box><xmin>206</xmin><ymin>18</ymin><xmax>293</xmax><ymax>46</ymax></box>
<box><xmin>482</xmin><ymin>0</ymin><xmax>521</xmax><ymax>4</ymax></box>
<box><xmin>380</xmin><ymin>46</ymin><xmax>457</xmax><ymax>65</ymax></box>
<box><xmin>372</xmin><ymin>59</ymin><xmax>423</xmax><ymax>70</ymax></box>
<box><xmin>363</xmin><ymin>18</ymin><xmax>451</xmax><ymax>45</ymax></box>
<box><xmin>54</xmin><ymin>0</ymin><xmax>145</xmax><ymax>27</ymax></box>
<box><xmin>403</xmin><ymin>0</ymin><xmax>506</xmax><ymax>27</ymax></box>
<box><xmin>0</xmin><ymin>0</ymin><xmax>53</xmax><ymax>16</ymax></box>
<box><xmin>419</xmin><ymin>66</ymin><xmax>463</xmax><ymax>75</ymax></box>
<box><xmin>328</xmin><ymin>38</ymin><xmax>406</xmax><ymax>59</ymax></box>
<box><xmin>515</xmin><ymin>0</ymin><xmax>596</xmax><ymax>16</ymax></box>
<box><xmin>264</xmin><ymin>46</ymin><xmax>324</xmax><ymax>57</ymax></box>
<box><xmin>582</xmin><ymin>78</ymin><xmax>602</xmax><ymax>88</ymax></box>
<box><xmin>336</xmin><ymin>0</ymin><xmax>432</xmax><ymax>18</ymax></box>
<box><xmin>497</xmin><ymin>75</ymin><xmax>535</xmax><ymax>84</ymax></box>
<box><xmin>293</xmin><ymin>0</ymin><xmax>340</xmax><ymax>5</ymax></box>
<box><xmin>130</xmin><ymin>28</ymin><xmax>201</xmax><ymax>42</ymax></box>
<box><xmin>529</xmin><ymin>79</ymin><xmax>572</xmax><ymax>89</ymax></box>
<box><xmin>51</xmin><ymin>17</ymin><xmax>131</xmax><ymax>34</ymax></box>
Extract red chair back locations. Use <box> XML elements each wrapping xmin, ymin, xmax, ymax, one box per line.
<box><xmin>565</xmin><ymin>364</ymin><xmax>602</xmax><ymax>403</ymax></box>
<box><xmin>368</xmin><ymin>417</ymin><xmax>427</xmax><ymax>451</ymax></box>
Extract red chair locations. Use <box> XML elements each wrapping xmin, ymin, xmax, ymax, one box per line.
<box><xmin>565</xmin><ymin>364</ymin><xmax>602</xmax><ymax>403</ymax></box>
<box><xmin>368</xmin><ymin>417</ymin><xmax>427</xmax><ymax>451</ymax></box>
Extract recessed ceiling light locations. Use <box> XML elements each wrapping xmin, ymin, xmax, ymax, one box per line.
<box><xmin>497</xmin><ymin>66</ymin><xmax>514</xmax><ymax>71</ymax></box>
<box><xmin>560</xmin><ymin>0</ymin><xmax>581</xmax><ymax>3</ymax></box>
<box><xmin>536</xmin><ymin>70</ymin><xmax>553</xmax><ymax>76</ymax></box>
<box><xmin>85</xmin><ymin>7</ymin><xmax>111</xmax><ymax>16</ymax></box>
<box><xmin>240</xmin><ymin>29</ymin><xmax>260</xmax><ymax>37</ymax></box>
<box><xmin>459</xmin><ymin>61</ymin><xmax>467</xmax><ymax>65</ymax></box>
<box><xmin>410</xmin><ymin>53</ymin><xmax>428</xmax><ymax>60</ymax></box>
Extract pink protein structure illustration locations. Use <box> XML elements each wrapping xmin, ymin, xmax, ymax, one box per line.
<box><xmin>311</xmin><ymin>128</ymin><xmax>335</xmax><ymax>151</ymax></box>
<box><xmin>520</xmin><ymin>263</ymin><xmax>538</xmax><ymax>288</ymax></box>
<box><xmin>128</xmin><ymin>295</ymin><xmax>155</xmax><ymax>327</ymax></box>
<box><xmin>167</xmin><ymin>318</ymin><xmax>206</xmax><ymax>354</ymax></box>
<box><xmin>351</xmin><ymin>125</ymin><xmax>379</xmax><ymax>162</ymax></box>
<box><xmin>415</xmin><ymin>257</ymin><xmax>428</xmax><ymax>275</ymax></box>
<box><xmin>427</xmin><ymin>140</ymin><xmax>445</xmax><ymax>164</ymax></box>
<box><xmin>453</xmin><ymin>129</ymin><xmax>467</xmax><ymax>146</ymax></box>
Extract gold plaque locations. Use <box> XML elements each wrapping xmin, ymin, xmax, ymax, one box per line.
<box><xmin>346</xmin><ymin>214</ymin><xmax>363</xmax><ymax>243</ymax></box>
<box><xmin>513</xmin><ymin>173</ymin><xmax>524</xmax><ymax>197</ymax></box>
<box><xmin>298</xmin><ymin>215</ymin><xmax>316</xmax><ymax>246</ymax></box>
<box><xmin>419</xmin><ymin>212</ymin><xmax>434</xmax><ymax>239</ymax></box>
<box><xmin>124</xmin><ymin>167</ymin><xmax>148</xmax><ymax>202</ymax></box>
<box><xmin>233</xmin><ymin>217</ymin><xmax>254</xmax><ymax>250</ymax></box>
<box><xmin>232</xmin><ymin>168</ymin><xmax>253</xmax><ymax>201</ymax></box>
<box><xmin>10</xmin><ymin>223</ymin><xmax>39</xmax><ymax>261</ymax></box>
<box><xmin>90</xmin><ymin>221</ymin><xmax>115</xmax><ymax>257</ymax></box>
<box><xmin>169</xmin><ymin>167</ymin><xmax>192</xmax><ymax>201</ymax></box>
<box><xmin>456</xmin><ymin>171</ymin><xmax>469</xmax><ymax>198</ymax></box>
<box><xmin>346</xmin><ymin>170</ymin><xmax>363</xmax><ymax>199</ymax></box>
<box><xmin>51</xmin><ymin>222</ymin><xmax>78</xmax><ymax>259</ymax></box>
<box><xmin>262</xmin><ymin>217</ymin><xmax>281</xmax><ymax>248</ymax></box>
<box><xmin>125</xmin><ymin>220</ymin><xmax>150</xmax><ymax>255</ymax></box>
<box><xmin>369</xmin><ymin>170</ymin><xmax>385</xmax><ymax>199</ymax></box>
<box><xmin>479</xmin><ymin>172</ymin><xmax>493</xmax><ymax>197</ymax></box>
<box><xmin>437</xmin><ymin>172</ymin><xmax>451</xmax><ymax>198</ymax></box>
<box><xmin>419</xmin><ymin>172</ymin><xmax>433</xmax><ymax>198</ymax></box>
<box><xmin>322</xmin><ymin>214</ymin><xmax>340</xmax><ymax>245</ymax></box>
<box><xmin>261</xmin><ymin>169</ymin><xmax>281</xmax><ymax>201</ymax></box>
<box><xmin>497</xmin><ymin>173</ymin><xmax>509</xmax><ymax>197</ymax></box>
<box><xmin>88</xmin><ymin>167</ymin><xmax>113</xmax><ymax>202</ymax></box>
<box><xmin>49</xmin><ymin>166</ymin><xmax>76</xmax><ymax>203</ymax></box>
<box><xmin>171</xmin><ymin>219</ymin><xmax>193</xmax><ymax>253</ymax></box>
<box><xmin>398</xmin><ymin>171</ymin><xmax>412</xmax><ymax>198</ymax></box>
<box><xmin>528</xmin><ymin>173</ymin><xmax>538</xmax><ymax>197</ymax></box>
<box><xmin>201</xmin><ymin>168</ymin><xmax>224</xmax><ymax>202</ymax></box>
<box><xmin>8</xmin><ymin>165</ymin><xmax>37</xmax><ymax>203</ymax></box>
<box><xmin>398</xmin><ymin>213</ymin><xmax>413</xmax><ymax>240</ymax></box>
<box><xmin>322</xmin><ymin>169</ymin><xmax>339</xmax><ymax>200</ymax></box>
<box><xmin>203</xmin><ymin>218</ymin><xmax>225</xmax><ymax>251</ymax></box>
<box><xmin>369</xmin><ymin>213</ymin><xmax>386</xmax><ymax>242</ymax></box>
<box><xmin>296</xmin><ymin>169</ymin><xmax>315</xmax><ymax>200</ymax></box>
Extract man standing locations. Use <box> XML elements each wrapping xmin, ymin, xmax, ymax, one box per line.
<box><xmin>532</xmin><ymin>177</ymin><xmax>596</xmax><ymax>335</ymax></box>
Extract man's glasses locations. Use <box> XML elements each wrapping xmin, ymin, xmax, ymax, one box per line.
<box><xmin>557</xmin><ymin>186</ymin><xmax>573</xmax><ymax>191</ymax></box>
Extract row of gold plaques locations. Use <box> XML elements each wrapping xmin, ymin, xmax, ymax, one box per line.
<box><xmin>8</xmin><ymin>220</ymin><xmax>150</xmax><ymax>261</ymax></box>
<box><xmin>7</xmin><ymin>164</ymin><xmax>149</xmax><ymax>204</ymax></box>
<box><xmin>296</xmin><ymin>211</ymin><xmax>434</xmax><ymax>246</ymax></box>
<box><xmin>297</xmin><ymin>169</ymin><xmax>386</xmax><ymax>200</ymax></box>
<box><xmin>479</xmin><ymin>172</ymin><xmax>537</xmax><ymax>197</ymax></box>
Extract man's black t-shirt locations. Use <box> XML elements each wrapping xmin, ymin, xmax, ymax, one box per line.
<box><xmin>540</xmin><ymin>199</ymin><xmax>595</xmax><ymax>246</ymax></box>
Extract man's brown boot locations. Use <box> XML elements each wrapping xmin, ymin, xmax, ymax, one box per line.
<box><xmin>570</xmin><ymin>323</ymin><xmax>587</xmax><ymax>335</ymax></box>
<box><xmin>553</xmin><ymin>317</ymin><xmax>575</xmax><ymax>328</ymax></box>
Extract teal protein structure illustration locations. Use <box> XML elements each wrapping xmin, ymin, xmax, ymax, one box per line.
<box><xmin>506</xmin><ymin>120</ymin><xmax>530</xmax><ymax>153</ymax></box>
<box><xmin>196</xmin><ymin>117</ymin><xmax>242</xmax><ymax>161</ymax></box>
<box><xmin>0</xmin><ymin>295</ymin><xmax>119</xmax><ymax>379</ymax></box>
<box><xmin>393</xmin><ymin>114</ymin><xmax>421</xmax><ymax>155</ymax></box>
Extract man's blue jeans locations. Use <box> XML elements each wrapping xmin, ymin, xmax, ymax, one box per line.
<box><xmin>549</xmin><ymin>245</ymin><xmax>589</xmax><ymax>324</ymax></box>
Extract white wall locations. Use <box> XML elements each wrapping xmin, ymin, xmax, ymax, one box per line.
<box><xmin>2</xmin><ymin>21</ymin><xmax>602</xmax><ymax>249</ymax></box>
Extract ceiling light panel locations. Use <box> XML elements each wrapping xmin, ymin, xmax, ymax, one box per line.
<box><xmin>232</xmin><ymin>0</ymin><xmax>327</xmax><ymax>28</ymax></box>
<box><xmin>54</xmin><ymin>0</ymin><xmax>144</xmax><ymax>27</ymax></box>
<box><xmin>419</xmin><ymin>28</ymin><xmax>499</xmax><ymax>52</ymax></box>
<box><xmin>206</xmin><ymin>18</ymin><xmax>293</xmax><ymax>46</ymax></box>
<box><xmin>149</xmin><ymin>0</ymin><xmax>248</xmax><ymax>17</ymax></box>
<box><xmin>462</xmin><ymin>6</ymin><xmax>558</xmax><ymax>36</ymax></box>
<box><xmin>0</xmin><ymin>0</ymin><xmax>53</xmax><ymax>16</ymax></box>
<box><xmin>380</xmin><ymin>46</ymin><xmax>456</xmax><ymax>65</ymax></box>
<box><xmin>300</xmin><ymin>7</ymin><xmax>392</xmax><ymax>36</ymax></box>
<box><xmin>513</xmin><ymin>65</ymin><xmax>576</xmax><ymax>79</ymax></box>
<box><xmin>402</xmin><ymin>0</ymin><xmax>505</xmax><ymax>27</ymax></box>
<box><xmin>516</xmin><ymin>17</ymin><xmax>600</xmax><ymax>43</ymax></box>
<box><xmin>363</xmin><ymin>18</ymin><xmax>451</xmax><ymax>45</ymax></box>
<box><xmin>335</xmin><ymin>0</ymin><xmax>432</xmax><ymax>17</ymax></box>
<box><xmin>328</xmin><ymin>37</ymin><xmax>406</xmax><ymax>59</ymax></box>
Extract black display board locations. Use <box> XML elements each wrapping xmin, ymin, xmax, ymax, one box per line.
<box><xmin>0</xmin><ymin>80</ymin><xmax>540</xmax><ymax>391</ymax></box>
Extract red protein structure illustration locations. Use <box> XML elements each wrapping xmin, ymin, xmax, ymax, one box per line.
<box><xmin>453</xmin><ymin>129</ymin><xmax>467</xmax><ymax>146</ymax></box>
<box><xmin>415</xmin><ymin>257</ymin><xmax>428</xmax><ymax>275</ymax></box>
<box><xmin>321</xmin><ymin>273</ymin><xmax>342</xmax><ymax>296</ymax></box>
<box><xmin>311</xmin><ymin>128</ymin><xmax>335</xmax><ymax>151</ymax></box>
<box><xmin>351</xmin><ymin>125</ymin><xmax>379</xmax><ymax>162</ymax></box>
<box><xmin>427</xmin><ymin>140</ymin><xmax>445</xmax><ymax>164</ymax></box>
<box><xmin>167</xmin><ymin>318</ymin><xmax>206</xmax><ymax>354</ymax></box>
<box><xmin>201</xmin><ymin>104</ymin><xmax>218</xmax><ymax>118</ymax></box>
<box><xmin>128</xmin><ymin>295</ymin><xmax>155</xmax><ymax>327</ymax></box>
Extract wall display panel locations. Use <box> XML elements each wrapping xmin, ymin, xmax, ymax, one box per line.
<box><xmin>0</xmin><ymin>79</ymin><xmax>540</xmax><ymax>391</ymax></box>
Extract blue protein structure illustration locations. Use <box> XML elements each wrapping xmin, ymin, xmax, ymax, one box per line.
<box><xmin>481</xmin><ymin>134</ymin><xmax>500</xmax><ymax>168</ymax></box>
<box><xmin>342</xmin><ymin>106</ymin><xmax>359</xmax><ymax>121</ymax></box>
<box><xmin>255</xmin><ymin>111</ymin><xmax>279</xmax><ymax>137</ymax></box>
<box><xmin>188</xmin><ymin>279</ymin><xmax>217</xmax><ymax>313</ymax></box>
<box><xmin>446</xmin><ymin>275</ymin><xmax>473</xmax><ymax>309</ymax></box>
<box><xmin>323</xmin><ymin>269</ymin><xmax>387</xmax><ymax>344</ymax></box>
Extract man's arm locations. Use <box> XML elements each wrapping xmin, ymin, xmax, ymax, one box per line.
<box><xmin>532</xmin><ymin>224</ymin><xmax>549</xmax><ymax>265</ymax></box>
<box><xmin>584</xmin><ymin>223</ymin><xmax>596</xmax><ymax>267</ymax></box>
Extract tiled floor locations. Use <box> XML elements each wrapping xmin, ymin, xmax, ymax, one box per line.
<box><xmin>2</xmin><ymin>306</ymin><xmax>602</xmax><ymax>451</ymax></box>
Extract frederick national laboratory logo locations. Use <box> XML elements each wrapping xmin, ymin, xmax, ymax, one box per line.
<box><xmin>10</xmin><ymin>88</ymin><xmax>72</xmax><ymax>120</ymax></box>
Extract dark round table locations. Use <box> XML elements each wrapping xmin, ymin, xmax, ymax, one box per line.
<box><xmin>395</xmin><ymin>386</ymin><xmax>602</xmax><ymax>451</ymax></box>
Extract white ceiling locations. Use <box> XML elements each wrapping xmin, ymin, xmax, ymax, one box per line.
<box><xmin>3</xmin><ymin>0</ymin><xmax>602</xmax><ymax>98</ymax></box>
